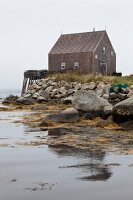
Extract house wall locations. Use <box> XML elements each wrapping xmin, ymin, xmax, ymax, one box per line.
<box><xmin>48</xmin><ymin>52</ymin><xmax>93</xmax><ymax>73</ymax></box>
<box><xmin>93</xmin><ymin>33</ymin><xmax>116</xmax><ymax>75</ymax></box>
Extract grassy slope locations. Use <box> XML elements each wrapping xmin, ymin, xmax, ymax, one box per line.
<box><xmin>47</xmin><ymin>72</ymin><xmax>133</xmax><ymax>85</ymax></box>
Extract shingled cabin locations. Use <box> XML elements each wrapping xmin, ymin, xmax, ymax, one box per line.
<box><xmin>48</xmin><ymin>30</ymin><xmax>116</xmax><ymax>75</ymax></box>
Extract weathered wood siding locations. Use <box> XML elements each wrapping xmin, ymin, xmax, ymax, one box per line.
<box><xmin>93</xmin><ymin>33</ymin><xmax>116</xmax><ymax>75</ymax></box>
<box><xmin>49</xmin><ymin>52</ymin><xmax>93</xmax><ymax>74</ymax></box>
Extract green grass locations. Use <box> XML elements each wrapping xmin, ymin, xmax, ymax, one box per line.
<box><xmin>47</xmin><ymin>72</ymin><xmax>133</xmax><ymax>86</ymax></box>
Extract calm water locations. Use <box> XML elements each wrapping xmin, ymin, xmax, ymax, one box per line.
<box><xmin>0</xmin><ymin>91</ymin><xmax>133</xmax><ymax>199</ymax></box>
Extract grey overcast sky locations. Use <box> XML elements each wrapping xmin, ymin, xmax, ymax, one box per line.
<box><xmin>0</xmin><ymin>0</ymin><xmax>133</xmax><ymax>89</ymax></box>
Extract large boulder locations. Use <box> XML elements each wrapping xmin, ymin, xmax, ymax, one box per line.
<box><xmin>113</xmin><ymin>96</ymin><xmax>133</xmax><ymax>122</ymax></box>
<box><xmin>16</xmin><ymin>97</ymin><xmax>35</xmax><ymax>105</ymax></box>
<box><xmin>72</xmin><ymin>90</ymin><xmax>112</xmax><ymax>117</ymax></box>
<box><xmin>44</xmin><ymin>108</ymin><xmax>79</xmax><ymax>123</ymax></box>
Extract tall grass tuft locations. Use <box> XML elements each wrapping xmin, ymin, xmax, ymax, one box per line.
<box><xmin>47</xmin><ymin>72</ymin><xmax>133</xmax><ymax>85</ymax></box>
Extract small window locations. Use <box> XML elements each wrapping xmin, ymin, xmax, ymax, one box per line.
<box><xmin>61</xmin><ymin>62</ymin><xmax>66</xmax><ymax>70</ymax></box>
<box><xmin>95</xmin><ymin>54</ymin><xmax>98</xmax><ymax>59</ymax></box>
<box><xmin>103</xmin><ymin>46</ymin><xmax>106</xmax><ymax>51</ymax></box>
<box><xmin>74</xmin><ymin>62</ymin><xmax>79</xmax><ymax>68</ymax></box>
<box><xmin>111</xmin><ymin>50</ymin><xmax>114</xmax><ymax>56</ymax></box>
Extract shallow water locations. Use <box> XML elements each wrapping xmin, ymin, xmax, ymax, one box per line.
<box><xmin>0</xmin><ymin>111</ymin><xmax>133</xmax><ymax>200</ymax></box>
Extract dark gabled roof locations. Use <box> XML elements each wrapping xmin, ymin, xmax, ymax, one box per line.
<box><xmin>49</xmin><ymin>30</ymin><xmax>106</xmax><ymax>54</ymax></box>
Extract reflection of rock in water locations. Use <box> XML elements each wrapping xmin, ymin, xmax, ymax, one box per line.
<box><xmin>77</xmin><ymin>163</ymin><xmax>112</xmax><ymax>181</ymax></box>
<box><xmin>80</xmin><ymin>171</ymin><xmax>112</xmax><ymax>182</ymax></box>
<box><xmin>48</xmin><ymin>144</ymin><xmax>112</xmax><ymax>182</ymax></box>
<box><xmin>49</xmin><ymin>144</ymin><xmax>105</xmax><ymax>160</ymax></box>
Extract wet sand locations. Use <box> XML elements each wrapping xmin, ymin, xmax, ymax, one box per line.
<box><xmin>0</xmin><ymin>111</ymin><xmax>133</xmax><ymax>200</ymax></box>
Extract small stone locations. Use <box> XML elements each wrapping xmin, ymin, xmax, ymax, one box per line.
<box><xmin>54</xmin><ymin>94</ymin><xmax>64</xmax><ymax>99</ymax></box>
<box><xmin>88</xmin><ymin>82</ymin><xmax>96</xmax><ymax>90</ymax></box>
<box><xmin>74</xmin><ymin>83</ymin><xmax>82</xmax><ymax>90</ymax></box>
<box><xmin>37</xmin><ymin>96</ymin><xmax>47</xmax><ymax>103</ymax></box>
<box><xmin>102</xmin><ymin>94</ymin><xmax>109</xmax><ymax>100</ymax></box>
<box><xmin>47</xmin><ymin>80</ymin><xmax>54</xmax><ymax>86</ymax></box>
<box><xmin>41</xmin><ymin>83</ymin><xmax>47</xmax><ymax>90</ymax></box>
<box><xmin>32</xmin><ymin>92</ymin><xmax>39</xmax><ymax>99</ymax></box>
<box><xmin>51</xmin><ymin>82</ymin><xmax>58</xmax><ymax>87</ymax></box>
<box><xmin>37</xmin><ymin>81</ymin><xmax>43</xmax><ymax>86</ymax></box>
<box><xmin>29</xmin><ymin>89</ymin><xmax>36</xmax><ymax>94</ymax></box>
<box><xmin>41</xmin><ymin>78</ymin><xmax>47</xmax><ymax>83</ymax></box>
<box><xmin>45</xmin><ymin>86</ymin><xmax>54</xmax><ymax>93</ymax></box>
<box><xmin>59</xmin><ymin>87</ymin><xmax>67</xmax><ymax>94</ymax></box>
<box><xmin>50</xmin><ymin>89</ymin><xmax>58</xmax><ymax>97</ymax></box>
<box><xmin>82</xmin><ymin>83</ymin><xmax>91</xmax><ymax>90</ymax></box>
<box><xmin>44</xmin><ymin>78</ymin><xmax>50</xmax><ymax>82</ymax></box>
<box><xmin>32</xmin><ymin>83</ymin><xmax>41</xmax><ymax>90</ymax></box>
<box><xmin>96</xmin><ymin>82</ymin><xmax>106</xmax><ymax>90</ymax></box>
<box><xmin>39</xmin><ymin>90</ymin><xmax>50</xmax><ymax>101</ymax></box>
<box><xmin>68</xmin><ymin>89</ymin><xmax>74</xmax><ymax>95</ymax></box>
<box><xmin>24</xmin><ymin>94</ymin><xmax>31</xmax><ymax>98</ymax></box>
<box><xmin>60</xmin><ymin>80</ymin><xmax>66</xmax><ymax>86</ymax></box>
<box><xmin>64</xmin><ymin>83</ymin><xmax>73</xmax><ymax>90</ymax></box>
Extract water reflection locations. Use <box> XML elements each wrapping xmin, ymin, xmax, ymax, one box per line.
<box><xmin>48</xmin><ymin>127</ymin><xmax>112</xmax><ymax>182</ymax></box>
<box><xmin>22</xmin><ymin>126</ymin><xmax>113</xmax><ymax>182</ymax></box>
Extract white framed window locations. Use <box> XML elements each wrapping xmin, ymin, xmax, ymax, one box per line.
<box><xmin>111</xmin><ymin>50</ymin><xmax>114</xmax><ymax>56</ymax></box>
<box><xmin>61</xmin><ymin>62</ymin><xmax>66</xmax><ymax>70</ymax></box>
<box><xmin>95</xmin><ymin>54</ymin><xmax>98</xmax><ymax>59</ymax></box>
<box><xmin>103</xmin><ymin>46</ymin><xmax>106</xmax><ymax>51</ymax></box>
<box><xmin>74</xmin><ymin>62</ymin><xmax>79</xmax><ymax>69</ymax></box>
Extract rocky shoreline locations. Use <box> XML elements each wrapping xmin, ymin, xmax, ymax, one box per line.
<box><xmin>18</xmin><ymin>77</ymin><xmax>133</xmax><ymax>104</ymax></box>
<box><xmin>2</xmin><ymin>77</ymin><xmax>133</xmax><ymax>130</ymax></box>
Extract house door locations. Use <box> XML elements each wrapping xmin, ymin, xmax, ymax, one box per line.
<box><xmin>99</xmin><ymin>61</ymin><xmax>107</xmax><ymax>75</ymax></box>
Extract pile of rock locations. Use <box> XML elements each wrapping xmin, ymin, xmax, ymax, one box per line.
<box><xmin>3</xmin><ymin>76</ymin><xmax>133</xmax><ymax>124</ymax></box>
<box><xmin>20</xmin><ymin>78</ymin><xmax>111</xmax><ymax>104</ymax></box>
<box><xmin>19</xmin><ymin>77</ymin><xmax>133</xmax><ymax>105</ymax></box>
<box><xmin>17</xmin><ymin>77</ymin><xmax>133</xmax><ymax>124</ymax></box>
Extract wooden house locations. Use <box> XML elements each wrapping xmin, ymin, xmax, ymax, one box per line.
<box><xmin>48</xmin><ymin>30</ymin><xmax>116</xmax><ymax>75</ymax></box>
